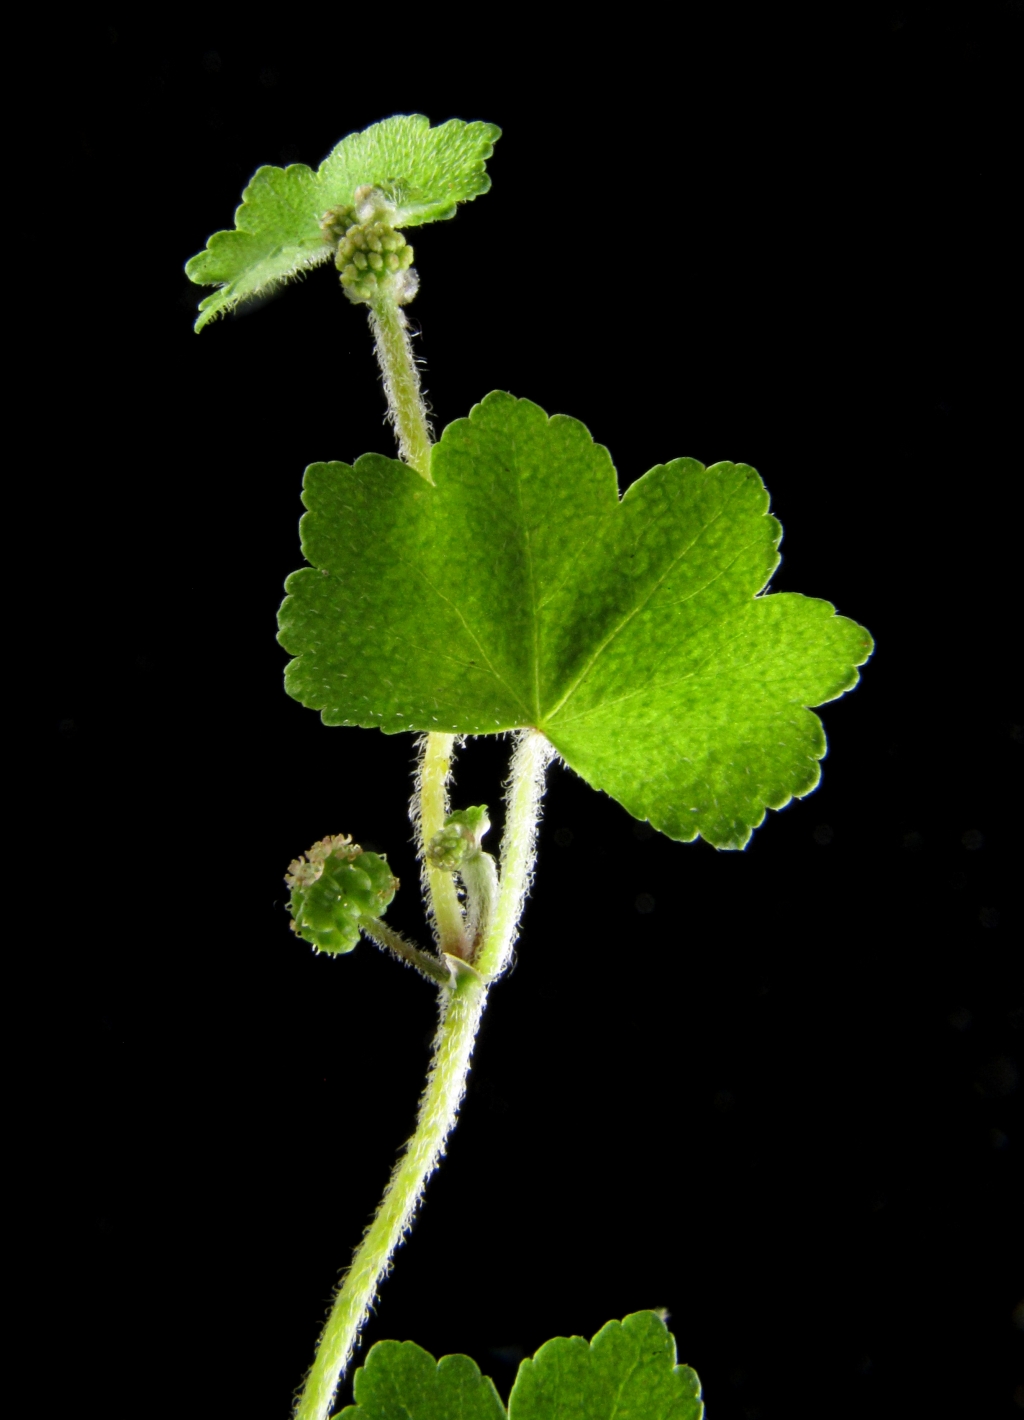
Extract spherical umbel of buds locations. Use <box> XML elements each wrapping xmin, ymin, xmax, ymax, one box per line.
<box><xmin>321</xmin><ymin>190</ymin><xmax>418</xmax><ymax>307</ymax></box>
<box><xmin>286</xmin><ymin>834</ymin><xmax>398</xmax><ymax>955</ymax></box>
<box><xmin>427</xmin><ymin>806</ymin><xmax>491</xmax><ymax>870</ymax></box>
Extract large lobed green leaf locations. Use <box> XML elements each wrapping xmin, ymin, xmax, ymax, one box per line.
<box><xmin>509</xmin><ymin>1312</ymin><xmax>703</xmax><ymax>1420</ymax></box>
<box><xmin>278</xmin><ymin>393</ymin><xmax>873</xmax><ymax>849</ymax></box>
<box><xmin>185</xmin><ymin>115</ymin><xmax>500</xmax><ymax>329</ymax></box>
<box><xmin>336</xmin><ymin>1339</ymin><xmax>504</xmax><ymax>1420</ymax></box>
<box><xmin>338</xmin><ymin>1312</ymin><xmax>702</xmax><ymax>1420</ymax></box>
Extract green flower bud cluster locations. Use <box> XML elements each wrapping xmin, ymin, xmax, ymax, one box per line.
<box><xmin>286</xmin><ymin>833</ymin><xmax>398</xmax><ymax>955</ymax></box>
<box><xmin>320</xmin><ymin>193</ymin><xmax>416</xmax><ymax>306</ymax></box>
<box><xmin>427</xmin><ymin>806</ymin><xmax>491</xmax><ymax>870</ymax></box>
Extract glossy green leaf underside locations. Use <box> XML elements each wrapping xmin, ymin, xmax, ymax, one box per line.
<box><xmin>338</xmin><ymin>1314</ymin><xmax>702</xmax><ymax>1420</ymax></box>
<box><xmin>509</xmin><ymin>1312</ymin><xmax>703</xmax><ymax>1420</ymax></box>
<box><xmin>185</xmin><ymin>115</ymin><xmax>500</xmax><ymax>329</ymax></box>
<box><xmin>337</xmin><ymin>1339</ymin><xmax>505</xmax><ymax>1420</ymax></box>
<box><xmin>279</xmin><ymin>393</ymin><xmax>873</xmax><ymax>849</ymax></box>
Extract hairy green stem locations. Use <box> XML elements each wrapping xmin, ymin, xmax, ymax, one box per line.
<box><xmin>368</xmin><ymin>290</ymin><xmax>464</xmax><ymax>955</ymax></box>
<box><xmin>370</xmin><ymin>291</ymin><xmax>462</xmax><ymax>953</ymax></box>
<box><xmin>476</xmin><ymin>730</ymin><xmax>556</xmax><ymax>979</ymax></box>
<box><xmin>359</xmin><ymin>916</ymin><xmax>451</xmax><ymax>986</ymax></box>
<box><xmin>292</xmin><ymin>279</ymin><xmax>556</xmax><ymax>1420</ymax></box>
<box><xmin>413</xmin><ymin>732</ymin><xmax>468</xmax><ymax>958</ymax></box>
<box><xmin>292</xmin><ymin>965</ymin><xmax>484</xmax><ymax>1420</ymax></box>
<box><xmin>460</xmin><ymin>850</ymin><xmax>499</xmax><ymax>958</ymax></box>
<box><xmin>292</xmin><ymin>730</ymin><xmax>552</xmax><ymax>1420</ymax></box>
<box><xmin>368</xmin><ymin>294</ymin><xmax>433</xmax><ymax>480</ymax></box>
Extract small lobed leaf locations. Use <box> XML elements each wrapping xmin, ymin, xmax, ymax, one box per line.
<box><xmin>185</xmin><ymin>114</ymin><xmax>500</xmax><ymax>329</ymax></box>
<box><xmin>508</xmin><ymin>1311</ymin><xmax>703</xmax><ymax>1420</ymax></box>
<box><xmin>317</xmin><ymin>115</ymin><xmax>500</xmax><ymax>228</ymax></box>
<box><xmin>334</xmin><ymin>1314</ymin><xmax>702</xmax><ymax>1420</ymax></box>
<box><xmin>278</xmin><ymin>392</ymin><xmax>873</xmax><ymax>850</ymax></box>
<box><xmin>336</xmin><ymin>1338</ymin><xmax>505</xmax><ymax>1420</ymax></box>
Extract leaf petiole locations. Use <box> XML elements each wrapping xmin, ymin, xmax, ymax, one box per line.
<box><xmin>475</xmin><ymin>730</ymin><xmax>556</xmax><ymax>982</ymax></box>
<box><xmin>367</xmin><ymin>292</ymin><xmax>433</xmax><ymax>481</ymax></box>
<box><xmin>412</xmin><ymin>732</ymin><xmax>468</xmax><ymax>959</ymax></box>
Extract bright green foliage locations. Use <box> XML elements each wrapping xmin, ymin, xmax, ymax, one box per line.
<box><xmin>286</xmin><ymin>835</ymin><xmax>398</xmax><ymax>954</ymax></box>
<box><xmin>509</xmin><ymin>1312</ymin><xmax>703</xmax><ymax>1420</ymax></box>
<box><xmin>185</xmin><ymin>115</ymin><xmax>500</xmax><ymax>329</ymax></box>
<box><xmin>337</xmin><ymin>1314</ymin><xmax>701</xmax><ymax>1420</ymax></box>
<box><xmin>337</xmin><ymin>1339</ymin><xmax>505</xmax><ymax>1420</ymax></box>
<box><xmin>279</xmin><ymin>393</ymin><xmax>872</xmax><ymax>849</ymax></box>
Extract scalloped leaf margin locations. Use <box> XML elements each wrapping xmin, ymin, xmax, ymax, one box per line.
<box><xmin>338</xmin><ymin>1312</ymin><xmax>703</xmax><ymax>1420</ymax></box>
<box><xmin>185</xmin><ymin>115</ymin><xmax>500</xmax><ymax>330</ymax></box>
<box><xmin>277</xmin><ymin>392</ymin><xmax>874</xmax><ymax>851</ymax></box>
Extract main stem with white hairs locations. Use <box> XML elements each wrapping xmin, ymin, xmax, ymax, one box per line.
<box><xmin>292</xmin><ymin>281</ymin><xmax>555</xmax><ymax>1420</ymax></box>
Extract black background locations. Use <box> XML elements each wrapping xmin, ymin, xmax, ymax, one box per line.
<box><xmin>41</xmin><ymin>6</ymin><xmax>1020</xmax><ymax>1419</ymax></box>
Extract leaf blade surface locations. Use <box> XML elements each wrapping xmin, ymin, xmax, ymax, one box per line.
<box><xmin>186</xmin><ymin>115</ymin><xmax>500</xmax><ymax>328</ymax></box>
<box><xmin>337</xmin><ymin>1339</ymin><xmax>505</xmax><ymax>1420</ymax></box>
<box><xmin>508</xmin><ymin>1311</ymin><xmax>703</xmax><ymax>1420</ymax></box>
<box><xmin>278</xmin><ymin>393</ymin><xmax>873</xmax><ymax>848</ymax></box>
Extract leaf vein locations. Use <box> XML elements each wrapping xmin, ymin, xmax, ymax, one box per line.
<box><xmin>391</xmin><ymin>552</ymin><xmax>534</xmax><ymax>722</ymax></box>
<box><xmin>544</xmin><ymin>482</ymin><xmax>747</xmax><ymax>721</ymax></box>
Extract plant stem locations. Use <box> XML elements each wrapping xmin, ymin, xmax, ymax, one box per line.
<box><xmin>368</xmin><ymin>287</ymin><xmax>463</xmax><ymax>957</ymax></box>
<box><xmin>368</xmin><ymin>293</ymin><xmax>433</xmax><ymax>481</ymax></box>
<box><xmin>476</xmin><ymin>730</ymin><xmax>556</xmax><ymax>980</ymax></box>
<box><xmin>292</xmin><ymin>730</ymin><xmax>553</xmax><ymax>1420</ymax></box>
<box><xmin>460</xmin><ymin>849</ymin><xmax>499</xmax><ymax>957</ymax></box>
<box><xmin>412</xmin><ymin>732</ymin><xmax>467</xmax><ymax>958</ymax></box>
<box><xmin>359</xmin><ymin>916</ymin><xmax>452</xmax><ymax>986</ymax></box>
<box><xmin>294</xmin><ymin>277</ymin><xmax>555</xmax><ymax>1419</ymax></box>
<box><xmin>292</xmin><ymin>967</ymin><xmax>486</xmax><ymax>1420</ymax></box>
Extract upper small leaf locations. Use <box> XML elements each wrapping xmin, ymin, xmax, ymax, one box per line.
<box><xmin>278</xmin><ymin>393</ymin><xmax>872</xmax><ymax>850</ymax></box>
<box><xmin>508</xmin><ymin>1311</ymin><xmax>703</xmax><ymax>1420</ymax></box>
<box><xmin>185</xmin><ymin>115</ymin><xmax>500</xmax><ymax>329</ymax></box>
<box><xmin>337</xmin><ymin>1338</ymin><xmax>505</xmax><ymax>1420</ymax></box>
